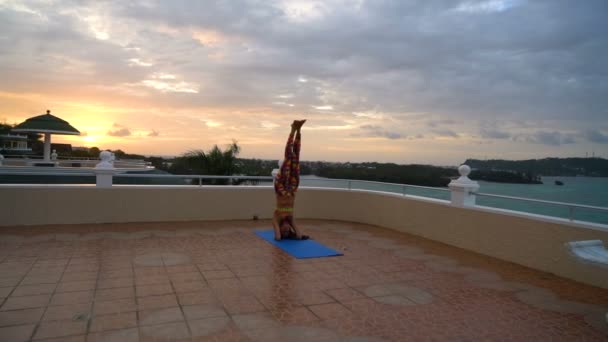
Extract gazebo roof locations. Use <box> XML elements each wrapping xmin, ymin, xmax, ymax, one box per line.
<box><xmin>12</xmin><ymin>110</ymin><xmax>80</xmax><ymax>135</ymax></box>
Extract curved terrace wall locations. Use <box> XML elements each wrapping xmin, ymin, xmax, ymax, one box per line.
<box><xmin>1</xmin><ymin>185</ymin><xmax>607</xmax><ymax>289</ymax></box>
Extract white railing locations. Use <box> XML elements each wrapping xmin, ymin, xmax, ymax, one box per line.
<box><xmin>0</xmin><ymin>155</ymin><xmax>149</xmax><ymax>168</ymax></box>
<box><xmin>296</xmin><ymin>177</ymin><xmax>451</xmax><ymax>200</ymax></box>
<box><xmin>473</xmin><ymin>192</ymin><xmax>608</xmax><ymax>222</ymax></box>
<box><xmin>0</xmin><ymin>170</ymin><xmax>450</xmax><ymax>197</ymax></box>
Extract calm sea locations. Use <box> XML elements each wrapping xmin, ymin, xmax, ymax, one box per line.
<box><xmin>298</xmin><ymin>176</ymin><xmax>608</xmax><ymax>226</ymax></box>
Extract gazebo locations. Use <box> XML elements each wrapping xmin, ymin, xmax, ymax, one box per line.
<box><xmin>12</xmin><ymin>110</ymin><xmax>80</xmax><ymax>162</ymax></box>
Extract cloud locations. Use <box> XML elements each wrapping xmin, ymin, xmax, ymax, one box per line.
<box><xmin>107</xmin><ymin>127</ymin><xmax>131</xmax><ymax>137</ymax></box>
<box><xmin>427</xmin><ymin>119</ymin><xmax>457</xmax><ymax>128</ymax></box>
<box><xmin>516</xmin><ymin>131</ymin><xmax>576</xmax><ymax>146</ymax></box>
<box><xmin>584</xmin><ymin>129</ymin><xmax>608</xmax><ymax>144</ymax></box>
<box><xmin>455</xmin><ymin>0</ymin><xmax>521</xmax><ymax>14</ymax></box>
<box><xmin>141</xmin><ymin>73</ymin><xmax>199</xmax><ymax>93</ymax></box>
<box><xmin>432</xmin><ymin>129</ymin><xmax>459</xmax><ymax>138</ymax></box>
<box><xmin>147</xmin><ymin>130</ymin><xmax>160</xmax><ymax>137</ymax></box>
<box><xmin>357</xmin><ymin>124</ymin><xmax>402</xmax><ymax>140</ymax></box>
<box><xmin>107</xmin><ymin>123</ymin><xmax>132</xmax><ymax>137</ymax></box>
<box><xmin>480</xmin><ymin>128</ymin><xmax>511</xmax><ymax>139</ymax></box>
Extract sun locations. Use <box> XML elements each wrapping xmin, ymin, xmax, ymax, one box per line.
<box><xmin>83</xmin><ymin>135</ymin><xmax>100</xmax><ymax>144</ymax></box>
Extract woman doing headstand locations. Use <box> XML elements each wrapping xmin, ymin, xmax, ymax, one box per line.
<box><xmin>273</xmin><ymin>120</ymin><xmax>309</xmax><ymax>241</ymax></box>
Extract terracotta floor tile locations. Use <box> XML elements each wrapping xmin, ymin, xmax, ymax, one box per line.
<box><xmin>0</xmin><ymin>308</ymin><xmax>44</xmax><ymax>327</ymax></box>
<box><xmin>87</xmin><ymin>327</ymin><xmax>139</xmax><ymax>342</ymax></box>
<box><xmin>137</xmin><ymin>294</ymin><xmax>178</xmax><ymax>311</ymax></box>
<box><xmin>134</xmin><ymin>276</ymin><xmax>170</xmax><ymax>287</ymax></box>
<box><xmin>0</xmin><ymin>287</ymin><xmax>13</xmax><ymax>298</ymax></box>
<box><xmin>89</xmin><ymin>312</ymin><xmax>137</xmax><ymax>332</ymax></box>
<box><xmin>99</xmin><ymin>269</ymin><xmax>133</xmax><ymax>279</ymax></box>
<box><xmin>94</xmin><ymin>287</ymin><xmax>134</xmax><ymax>302</ymax></box>
<box><xmin>27</xmin><ymin>267</ymin><xmax>65</xmax><ymax>276</ymax></box>
<box><xmin>295</xmin><ymin>291</ymin><xmax>336</xmax><ymax>306</ymax></box>
<box><xmin>33</xmin><ymin>335</ymin><xmax>86</xmax><ymax>342</ymax></box>
<box><xmin>68</xmin><ymin>258</ymin><xmax>99</xmax><ymax>266</ymax></box>
<box><xmin>34</xmin><ymin>320</ymin><xmax>87</xmax><ymax>340</ymax></box>
<box><xmin>182</xmin><ymin>304</ymin><xmax>227</xmax><ymax>320</ymax></box>
<box><xmin>50</xmin><ymin>290</ymin><xmax>94</xmax><ymax>306</ymax></box>
<box><xmin>171</xmin><ymin>280</ymin><xmax>207</xmax><ymax>293</ymax></box>
<box><xmin>139</xmin><ymin>307</ymin><xmax>184</xmax><ymax>326</ymax></box>
<box><xmin>93</xmin><ymin>298</ymin><xmax>137</xmax><ymax>315</ymax></box>
<box><xmin>34</xmin><ymin>335</ymin><xmax>87</xmax><ymax>342</ymax></box>
<box><xmin>177</xmin><ymin>289</ymin><xmax>219</xmax><ymax>306</ymax></box>
<box><xmin>271</xmin><ymin>306</ymin><xmax>320</xmax><ymax>324</ymax></box>
<box><xmin>206</xmin><ymin>278</ymin><xmax>244</xmax><ymax>292</ymax></box>
<box><xmin>42</xmin><ymin>303</ymin><xmax>92</xmax><ymax>322</ymax></box>
<box><xmin>197</xmin><ymin>263</ymin><xmax>229</xmax><ymax>272</ymax></box>
<box><xmin>231</xmin><ymin>312</ymin><xmax>280</xmax><ymax>331</ymax></box>
<box><xmin>0</xmin><ymin>278</ymin><xmax>23</xmax><ymax>288</ymax></box>
<box><xmin>60</xmin><ymin>271</ymin><xmax>98</xmax><ymax>282</ymax></box>
<box><xmin>202</xmin><ymin>269</ymin><xmax>236</xmax><ymax>280</ymax></box>
<box><xmin>136</xmin><ymin>283</ymin><xmax>174</xmax><ymax>297</ymax></box>
<box><xmin>139</xmin><ymin>321</ymin><xmax>190</xmax><ymax>340</ymax></box>
<box><xmin>55</xmin><ymin>280</ymin><xmax>96</xmax><ymax>293</ymax></box>
<box><xmin>325</xmin><ymin>287</ymin><xmax>366</xmax><ymax>302</ymax></box>
<box><xmin>0</xmin><ymin>324</ymin><xmax>35</xmax><ymax>342</ymax></box>
<box><xmin>308</xmin><ymin>302</ymin><xmax>353</xmax><ymax>320</ymax></box>
<box><xmin>11</xmin><ymin>283</ymin><xmax>56</xmax><ymax>297</ymax></box>
<box><xmin>188</xmin><ymin>316</ymin><xmax>232</xmax><ymax>338</ymax></box>
<box><xmin>134</xmin><ymin>266</ymin><xmax>166</xmax><ymax>276</ymax></box>
<box><xmin>166</xmin><ymin>265</ymin><xmax>199</xmax><ymax>274</ymax></box>
<box><xmin>221</xmin><ymin>296</ymin><xmax>267</xmax><ymax>314</ymax></box>
<box><xmin>0</xmin><ymin>294</ymin><xmax>51</xmax><ymax>311</ymax></box>
<box><xmin>20</xmin><ymin>275</ymin><xmax>61</xmax><ymax>286</ymax></box>
<box><xmin>97</xmin><ymin>277</ymin><xmax>133</xmax><ymax>290</ymax></box>
<box><xmin>169</xmin><ymin>272</ymin><xmax>205</xmax><ymax>284</ymax></box>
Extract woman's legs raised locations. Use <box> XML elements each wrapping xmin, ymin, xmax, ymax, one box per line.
<box><xmin>274</xmin><ymin>120</ymin><xmax>305</xmax><ymax>196</ymax></box>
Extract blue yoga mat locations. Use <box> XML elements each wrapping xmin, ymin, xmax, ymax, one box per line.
<box><xmin>255</xmin><ymin>230</ymin><xmax>343</xmax><ymax>259</ymax></box>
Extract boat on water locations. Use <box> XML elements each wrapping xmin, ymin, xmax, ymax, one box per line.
<box><xmin>555</xmin><ymin>180</ymin><xmax>564</xmax><ymax>186</ymax></box>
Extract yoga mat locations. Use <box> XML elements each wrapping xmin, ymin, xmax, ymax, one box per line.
<box><xmin>255</xmin><ymin>230</ymin><xmax>343</xmax><ymax>259</ymax></box>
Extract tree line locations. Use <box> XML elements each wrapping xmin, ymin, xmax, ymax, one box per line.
<box><xmin>465</xmin><ymin>158</ymin><xmax>608</xmax><ymax>177</ymax></box>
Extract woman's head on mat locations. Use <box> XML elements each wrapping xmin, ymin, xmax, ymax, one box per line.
<box><xmin>280</xmin><ymin>216</ymin><xmax>294</xmax><ymax>233</ymax></box>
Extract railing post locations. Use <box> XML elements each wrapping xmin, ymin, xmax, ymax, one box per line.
<box><xmin>0</xmin><ymin>153</ymin><xmax>3</xmax><ymax>166</ymax></box>
<box><xmin>94</xmin><ymin>150</ymin><xmax>115</xmax><ymax>188</ymax></box>
<box><xmin>348</xmin><ymin>180</ymin><xmax>352</xmax><ymax>190</ymax></box>
<box><xmin>448</xmin><ymin>165</ymin><xmax>479</xmax><ymax>207</ymax></box>
<box><xmin>569</xmin><ymin>207</ymin><xmax>574</xmax><ymax>221</ymax></box>
<box><xmin>271</xmin><ymin>160</ymin><xmax>280</xmax><ymax>189</ymax></box>
<box><xmin>198</xmin><ymin>177</ymin><xmax>202</xmax><ymax>186</ymax></box>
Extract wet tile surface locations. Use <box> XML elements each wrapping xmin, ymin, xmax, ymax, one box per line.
<box><xmin>0</xmin><ymin>219</ymin><xmax>607</xmax><ymax>341</ymax></box>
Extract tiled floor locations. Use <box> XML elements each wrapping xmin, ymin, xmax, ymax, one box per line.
<box><xmin>0</xmin><ymin>220</ymin><xmax>607</xmax><ymax>341</ymax></box>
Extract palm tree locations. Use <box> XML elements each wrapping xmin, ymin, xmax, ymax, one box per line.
<box><xmin>170</xmin><ymin>141</ymin><xmax>241</xmax><ymax>185</ymax></box>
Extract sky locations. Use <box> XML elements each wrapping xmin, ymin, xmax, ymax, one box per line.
<box><xmin>1</xmin><ymin>0</ymin><xmax>607</xmax><ymax>165</ymax></box>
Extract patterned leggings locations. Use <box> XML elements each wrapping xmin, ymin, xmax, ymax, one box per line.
<box><xmin>274</xmin><ymin>130</ymin><xmax>301</xmax><ymax>196</ymax></box>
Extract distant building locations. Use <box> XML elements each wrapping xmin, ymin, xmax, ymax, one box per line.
<box><xmin>50</xmin><ymin>143</ymin><xmax>73</xmax><ymax>155</ymax></box>
<box><xmin>0</xmin><ymin>133</ymin><xmax>32</xmax><ymax>155</ymax></box>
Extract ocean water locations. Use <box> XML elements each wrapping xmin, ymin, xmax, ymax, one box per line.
<box><xmin>476</xmin><ymin>177</ymin><xmax>608</xmax><ymax>225</ymax></box>
<box><xmin>298</xmin><ymin>176</ymin><xmax>608</xmax><ymax>226</ymax></box>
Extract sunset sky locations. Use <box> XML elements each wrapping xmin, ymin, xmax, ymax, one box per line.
<box><xmin>1</xmin><ymin>0</ymin><xmax>607</xmax><ymax>165</ymax></box>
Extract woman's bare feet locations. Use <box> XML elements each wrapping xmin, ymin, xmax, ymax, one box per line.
<box><xmin>292</xmin><ymin>120</ymin><xmax>306</xmax><ymax>130</ymax></box>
